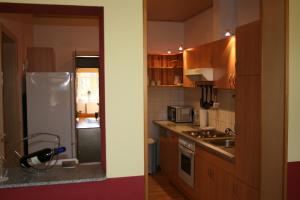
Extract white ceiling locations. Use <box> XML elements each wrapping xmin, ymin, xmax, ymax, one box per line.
<box><xmin>147</xmin><ymin>0</ymin><xmax>213</xmax><ymax>22</ymax></box>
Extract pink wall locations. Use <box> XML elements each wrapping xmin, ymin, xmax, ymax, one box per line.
<box><xmin>287</xmin><ymin>162</ymin><xmax>300</xmax><ymax>200</ymax></box>
<box><xmin>33</xmin><ymin>17</ymin><xmax>99</xmax><ymax>72</ymax></box>
<box><xmin>0</xmin><ymin>176</ymin><xmax>144</xmax><ymax>200</ymax></box>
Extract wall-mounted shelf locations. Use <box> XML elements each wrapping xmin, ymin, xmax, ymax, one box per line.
<box><xmin>148</xmin><ymin>84</ymin><xmax>183</xmax><ymax>88</ymax></box>
<box><xmin>147</xmin><ymin>53</ymin><xmax>183</xmax><ymax>86</ymax></box>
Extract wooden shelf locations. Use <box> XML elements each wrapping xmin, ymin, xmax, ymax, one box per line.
<box><xmin>147</xmin><ymin>54</ymin><xmax>183</xmax><ymax>86</ymax></box>
<box><xmin>148</xmin><ymin>84</ymin><xmax>182</xmax><ymax>88</ymax></box>
<box><xmin>148</xmin><ymin>66</ymin><xmax>183</xmax><ymax>69</ymax></box>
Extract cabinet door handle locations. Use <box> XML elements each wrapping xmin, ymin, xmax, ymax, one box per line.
<box><xmin>232</xmin><ymin>73</ymin><xmax>236</xmax><ymax>88</ymax></box>
<box><xmin>228</xmin><ymin>73</ymin><xmax>233</xmax><ymax>88</ymax></box>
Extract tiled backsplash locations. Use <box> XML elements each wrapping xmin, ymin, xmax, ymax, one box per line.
<box><xmin>184</xmin><ymin>88</ymin><xmax>235</xmax><ymax>132</ymax></box>
<box><xmin>148</xmin><ymin>87</ymin><xmax>184</xmax><ymax>139</ymax></box>
<box><xmin>208</xmin><ymin>109</ymin><xmax>235</xmax><ymax>132</ymax></box>
<box><xmin>148</xmin><ymin>87</ymin><xmax>235</xmax><ymax>138</ymax></box>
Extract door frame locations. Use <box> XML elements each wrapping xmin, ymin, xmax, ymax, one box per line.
<box><xmin>0</xmin><ymin>23</ymin><xmax>20</xmax><ymax>167</ymax></box>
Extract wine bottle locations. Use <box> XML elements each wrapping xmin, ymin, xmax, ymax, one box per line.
<box><xmin>20</xmin><ymin>147</ymin><xmax>66</xmax><ymax>168</ymax></box>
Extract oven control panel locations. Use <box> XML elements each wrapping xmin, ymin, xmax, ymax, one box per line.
<box><xmin>179</xmin><ymin>137</ymin><xmax>195</xmax><ymax>151</ymax></box>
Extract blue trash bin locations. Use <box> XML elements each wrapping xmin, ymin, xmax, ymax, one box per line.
<box><xmin>148</xmin><ymin>138</ymin><xmax>157</xmax><ymax>174</ymax></box>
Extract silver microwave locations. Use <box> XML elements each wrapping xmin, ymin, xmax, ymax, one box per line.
<box><xmin>167</xmin><ymin>106</ymin><xmax>193</xmax><ymax>123</ymax></box>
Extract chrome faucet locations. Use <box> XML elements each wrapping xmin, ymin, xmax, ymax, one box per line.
<box><xmin>225</xmin><ymin>128</ymin><xmax>236</xmax><ymax>136</ymax></box>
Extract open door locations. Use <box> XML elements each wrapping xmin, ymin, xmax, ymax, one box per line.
<box><xmin>0</xmin><ymin>24</ymin><xmax>21</xmax><ymax>167</ymax></box>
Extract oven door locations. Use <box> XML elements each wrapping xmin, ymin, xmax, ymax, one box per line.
<box><xmin>178</xmin><ymin>145</ymin><xmax>194</xmax><ymax>187</ymax></box>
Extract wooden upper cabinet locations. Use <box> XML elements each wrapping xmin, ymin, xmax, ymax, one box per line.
<box><xmin>183</xmin><ymin>37</ymin><xmax>236</xmax><ymax>89</ymax></box>
<box><xmin>184</xmin><ymin>43</ymin><xmax>213</xmax><ymax>69</ymax></box>
<box><xmin>183</xmin><ymin>43</ymin><xmax>213</xmax><ymax>88</ymax></box>
<box><xmin>212</xmin><ymin>37</ymin><xmax>236</xmax><ymax>89</ymax></box>
<box><xmin>235</xmin><ymin>75</ymin><xmax>261</xmax><ymax>189</ymax></box>
<box><xmin>236</xmin><ymin>21</ymin><xmax>261</xmax><ymax>76</ymax></box>
<box><xmin>27</xmin><ymin>47</ymin><xmax>56</xmax><ymax>72</ymax></box>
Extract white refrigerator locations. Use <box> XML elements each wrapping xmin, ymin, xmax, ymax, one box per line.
<box><xmin>26</xmin><ymin>72</ymin><xmax>75</xmax><ymax>159</ymax></box>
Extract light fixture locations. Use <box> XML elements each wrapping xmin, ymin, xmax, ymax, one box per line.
<box><xmin>167</xmin><ymin>50</ymin><xmax>172</xmax><ymax>54</ymax></box>
<box><xmin>225</xmin><ymin>31</ymin><xmax>231</xmax><ymax>37</ymax></box>
<box><xmin>178</xmin><ymin>46</ymin><xmax>183</xmax><ymax>51</ymax></box>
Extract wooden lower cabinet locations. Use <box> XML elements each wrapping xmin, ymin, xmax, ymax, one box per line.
<box><xmin>195</xmin><ymin>147</ymin><xmax>235</xmax><ymax>200</ymax></box>
<box><xmin>160</xmin><ymin>133</ymin><xmax>260</xmax><ymax>200</ymax></box>
<box><xmin>159</xmin><ymin>131</ymin><xmax>178</xmax><ymax>181</ymax></box>
<box><xmin>159</xmin><ymin>132</ymin><xmax>168</xmax><ymax>174</ymax></box>
<box><xmin>232</xmin><ymin>179</ymin><xmax>259</xmax><ymax>200</ymax></box>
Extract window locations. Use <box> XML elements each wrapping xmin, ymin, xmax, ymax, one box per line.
<box><xmin>76</xmin><ymin>68</ymin><xmax>99</xmax><ymax>115</ymax></box>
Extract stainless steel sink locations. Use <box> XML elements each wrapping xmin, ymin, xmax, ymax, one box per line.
<box><xmin>208</xmin><ymin>139</ymin><xmax>235</xmax><ymax>148</ymax></box>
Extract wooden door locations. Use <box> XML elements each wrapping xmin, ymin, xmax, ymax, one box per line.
<box><xmin>235</xmin><ymin>75</ymin><xmax>261</xmax><ymax>188</ymax></box>
<box><xmin>236</xmin><ymin>21</ymin><xmax>261</xmax><ymax>76</ymax></box>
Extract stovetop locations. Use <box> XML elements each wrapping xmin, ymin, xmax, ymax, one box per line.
<box><xmin>182</xmin><ymin>129</ymin><xmax>228</xmax><ymax>139</ymax></box>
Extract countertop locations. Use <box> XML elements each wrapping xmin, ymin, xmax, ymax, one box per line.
<box><xmin>0</xmin><ymin>163</ymin><xmax>105</xmax><ymax>189</ymax></box>
<box><xmin>76</xmin><ymin>118</ymin><xmax>100</xmax><ymax>129</ymax></box>
<box><xmin>153</xmin><ymin>120</ymin><xmax>235</xmax><ymax>162</ymax></box>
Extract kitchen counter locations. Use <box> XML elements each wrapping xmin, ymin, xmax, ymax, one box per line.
<box><xmin>76</xmin><ymin>118</ymin><xmax>100</xmax><ymax>129</ymax></box>
<box><xmin>153</xmin><ymin>120</ymin><xmax>235</xmax><ymax>162</ymax></box>
<box><xmin>0</xmin><ymin>163</ymin><xmax>105</xmax><ymax>189</ymax></box>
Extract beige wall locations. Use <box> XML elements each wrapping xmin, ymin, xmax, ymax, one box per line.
<box><xmin>148</xmin><ymin>87</ymin><xmax>184</xmax><ymax>139</ymax></box>
<box><xmin>212</xmin><ymin>0</ymin><xmax>236</xmax><ymax>40</ymax></box>
<box><xmin>236</xmin><ymin>0</ymin><xmax>260</xmax><ymax>26</ymax></box>
<box><xmin>33</xmin><ymin>17</ymin><xmax>99</xmax><ymax>72</ymax></box>
<box><xmin>0</xmin><ymin>0</ymin><xmax>145</xmax><ymax>179</ymax></box>
<box><xmin>288</xmin><ymin>0</ymin><xmax>300</xmax><ymax>162</ymax></box>
<box><xmin>184</xmin><ymin>9</ymin><xmax>214</xmax><ymax>48</ymax></box>
<box><xmin>147</xmin><ymin>21</ymin><xmax>184</xmax><ymax>54</ymax></box>
<box><xmin>184</xmin><ymin>0</ymin><xmax>260</xmax><ymax>47</ymax></box>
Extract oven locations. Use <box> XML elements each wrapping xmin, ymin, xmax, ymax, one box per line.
<box><xmin>178</xmin><ymin>137</ymin><xmax>195</xmax><ymax>188</ymax></box>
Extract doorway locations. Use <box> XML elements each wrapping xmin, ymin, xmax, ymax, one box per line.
<box><xmin>0</xmin><ymin>25</ymin><xmax>20</xmax><ymax>167</ymax></box>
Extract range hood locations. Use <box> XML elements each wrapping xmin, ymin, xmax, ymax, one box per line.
<box><xmin>185</xmin><ymin>68</ymin><xmax>214</xmax><ymax>81</ymax></box>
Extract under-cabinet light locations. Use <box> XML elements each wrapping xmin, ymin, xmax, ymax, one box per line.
<box><xmin>225</xmin><ymin>31</ymin><xmax>231</xmax><ymax>37</ymax></box>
